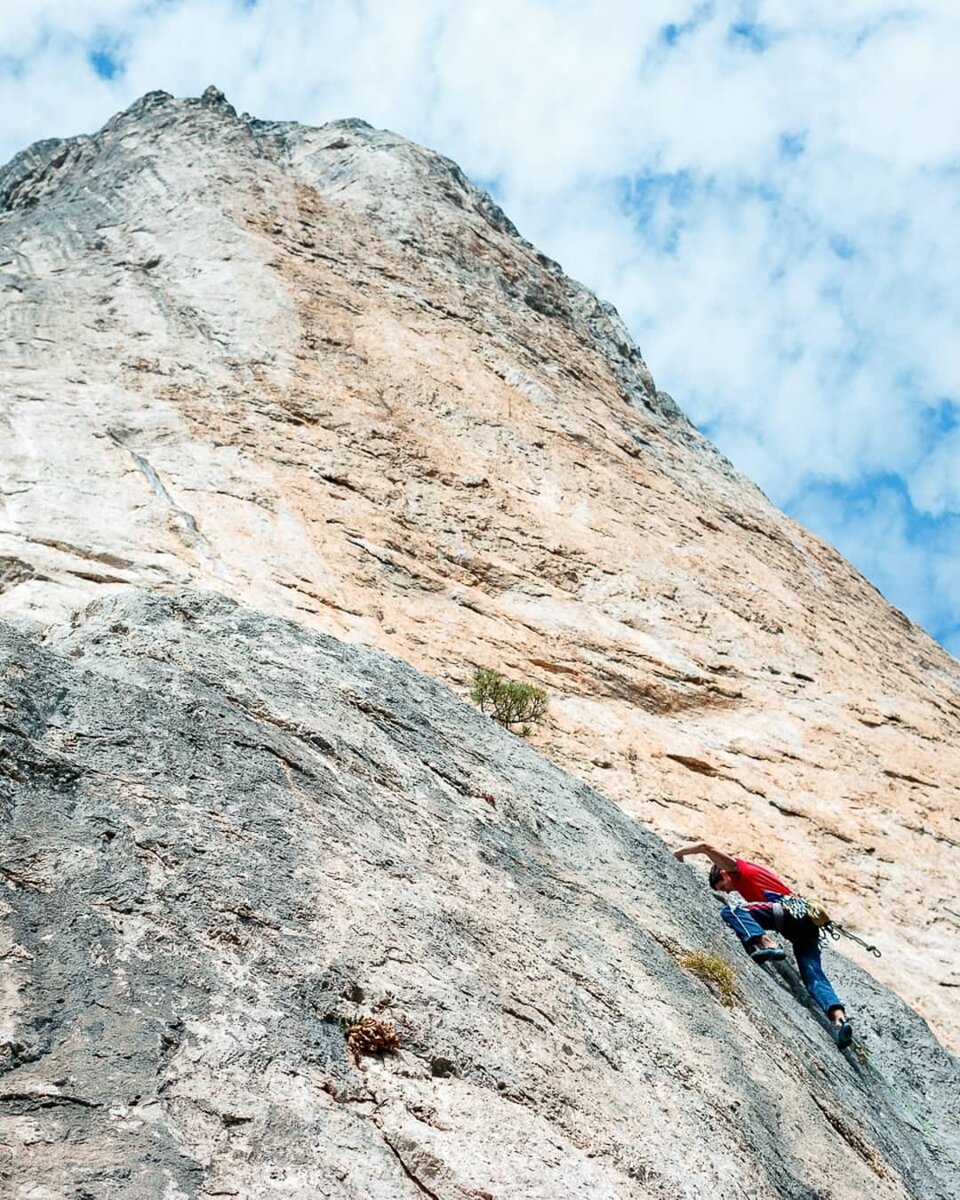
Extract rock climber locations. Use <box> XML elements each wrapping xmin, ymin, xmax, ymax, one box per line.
<box><xmin>673</xmin><ymin>841</ymin><xmax>853</xmax><ymax>1048</ymax></box>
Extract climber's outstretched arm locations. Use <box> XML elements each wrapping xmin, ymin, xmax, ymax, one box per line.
<box><xmin>673</xmin><ymin>842</ymin><xmax>738</xmax><ymax>872</ymax></box>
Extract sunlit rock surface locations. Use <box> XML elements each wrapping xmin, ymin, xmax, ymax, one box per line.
<box><xmin>0</xmin><ymin>84</ymin><xmax>958</xmax><ymax>1065</ymax></box>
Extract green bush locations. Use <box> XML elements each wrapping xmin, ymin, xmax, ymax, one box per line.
<box><xmin>470</xmin><ymin>667</ymin><xmax>548</xmax><ymax>737</ymax></box>
<box><xmin>680</xmin><ymin>949</ymin><xmax>740</xmax><ymax>1007</ymax></box>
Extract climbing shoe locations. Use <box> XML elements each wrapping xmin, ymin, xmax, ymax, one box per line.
<box><xmin>835</xmin><ymin>1020</ymin><xmax>853</xmax><ymax>1049</ymax></box>
<box><xmin>749</xmin><ymin>946</ymin><xmax>786</xmax><ymax>964</ymax></box>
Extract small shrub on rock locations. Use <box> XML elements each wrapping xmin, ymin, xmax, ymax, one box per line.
<box><xmin>470</xmin><ymin>667</ymin><xmax>548</xmax><ymax>737</ymax></box>
<box><xmin>680</xmin><ymin>950</ymin><xmax>739</xmax><ymax>1007</ymax></box>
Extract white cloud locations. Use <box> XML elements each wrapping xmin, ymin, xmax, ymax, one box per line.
<box><xmin>792</xmin><ymin>482</ymin><xmax>960</xmax><ymax>648</ymax></box>
<box><xmin>0</xmin><ymin>0</ymin><xmax>958</xmax><ymax>651</ymax></box>
<box><xmin>910</xmin><ymin>428</ymin><xmax>960</xmax><ymax>518</ymax></box>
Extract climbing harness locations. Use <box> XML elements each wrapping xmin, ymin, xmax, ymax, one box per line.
<box><xmin>780</xmin><ymin>894</ymin><xmax>832</xmax><ymax>928</ymax></box>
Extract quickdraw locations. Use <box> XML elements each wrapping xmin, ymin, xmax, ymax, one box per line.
<box><xmin>830</xmin><ymin>924</ymin><xmax>882</xmax><ymax>958</ymax></box>
<box><xmin>781</xmin><ymin>895</ymin><xmax>882</xmax><ymax>957</ymax></box>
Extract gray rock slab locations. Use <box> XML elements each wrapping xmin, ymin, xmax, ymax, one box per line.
<box><xmin>1</xmin><ymin>588</ymin><xmax>957</xmax><ymax>1198</ymax></box>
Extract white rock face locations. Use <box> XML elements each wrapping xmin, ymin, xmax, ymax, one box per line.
<box><xmin>1</xmin><ymin>88</ymin><xmax>958</xmax><ymax>1053</ymax></box>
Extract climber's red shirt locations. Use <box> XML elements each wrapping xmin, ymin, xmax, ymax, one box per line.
<box><xmin>731</xmin><ymin>858</ymin><xmax>792</xmax><ymax>902</ymax></box>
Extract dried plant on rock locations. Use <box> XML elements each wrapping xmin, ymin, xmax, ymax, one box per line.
<box><xmin>344</xmin><ymin>1017</ymin><xmax>402</xmax><ymax>1063</ymax></box>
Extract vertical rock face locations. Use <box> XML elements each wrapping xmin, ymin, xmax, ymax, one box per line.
<box><xmin>1</xmin><ymin>589</ymin><xmax>958</xmax><ymax>1199</ymax></box>
<box><xmin>0</xmin><ymin>84</ymin><xmax>957</xmax><ymax>1162</ymax></box>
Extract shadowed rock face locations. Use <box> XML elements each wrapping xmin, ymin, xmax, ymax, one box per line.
<box><xmin>1</xmin><ymin>589</ymin><xmax>958</xmax><ymax>1199</ymax></box>
<box><xmin>0</xmin><ymin>87</ymin><xmax>958</xmax><ymax>1050</ymax></box>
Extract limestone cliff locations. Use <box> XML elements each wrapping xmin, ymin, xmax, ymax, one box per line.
<box><xmin>0</xmin><ymin>85</ymin><xmax>958</xmax><ymax>1188</ymax></box>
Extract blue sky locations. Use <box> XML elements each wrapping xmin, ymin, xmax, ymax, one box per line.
<box><xmin>1</xmin><ymin>0</ymin><xmax>958</xmax><ymax>655</ymax></box>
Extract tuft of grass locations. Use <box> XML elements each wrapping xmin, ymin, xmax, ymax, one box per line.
<box><xmin>680</xmin><ymin>949</ymin><xmax>740</xmax><ymax>1007</ymax></box>
<box><xmin>470</xmin><ymin>667</ymin><xmax>548</xmax><ymax>737</ymax></box>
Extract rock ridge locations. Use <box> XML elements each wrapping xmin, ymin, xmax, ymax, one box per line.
<box><xmin>0</xmin><ymin>86</ymin><xmax>671</xmax><ymax>427</ymax></box>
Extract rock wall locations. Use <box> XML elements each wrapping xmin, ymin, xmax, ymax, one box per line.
<box><xmin>1</xmin><ymin>590</ymin><xmax>958</xmax><ymax>1199</ymax></box>
<box><xmin>0</xmin><ymin>89</ymin><xmax>958</xmax><ymax>1052</ymax></box>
